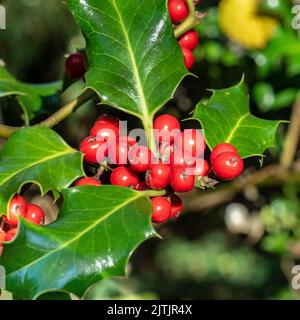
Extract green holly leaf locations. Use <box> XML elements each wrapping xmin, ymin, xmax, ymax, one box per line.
<box><xmin>0</xmin><ymin>65</ymin><xmax>62</xmax><ymax>122</ymax></box>
<box><xmin>66</xmin><ymin>0</ymin><xmax>188</xmax><ymax>124</ymax></box>
<box><xmin>0</xmin><ymin>186</ymin><xmax>156</xmax><ymax>300</ymax></box>
<box><xmin>193</xmin><ymin>78</ymin><xmax>283</xmax><ymax>158</ymax></box>
<box><xmin>0</xmin><ymin>126</ymin><xmax>83</xmax><ymax>215</ymax></box>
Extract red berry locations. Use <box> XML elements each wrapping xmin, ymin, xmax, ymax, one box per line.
<box><xmin>128</xmin><ymin>145</ymin><xmax>155</xmax><ymax>173</ymax></box>
<box><xmin>168</xmin><ymin>0</ymin><xmax>189</xmax><ymax>24</ymax></box>
<box><xmin>108</xmin><ymin>136</ymin><xmax>137</xmax><ymax>165</ymax></box>
<box><xmin>178</xmin><ymin>29</ymin><xmax>199</xmax><ymax>50</ymax></box>
<box><xmin>110</xmin><ymin>167</ymin><xmax>139</xmax><ymax>188</ymax></box>
<box><xmin>181</xmin><ymin>46</ymin><xmax>195</xmax><ymax>69</ymax></box>
<box><xmin>134</xmin><ymin>181</ymin><xmax>149</xmax><ymax>191</ymax></box>
<box><xmin>170</xmin><ymin>194</ymin><xmax>184</xmax><ymax>219</ymax></box>
<box><xmin>210</xmin><ymin>143</ymin><xmax>238</xmax><ymax>164</ymax></box>
<box><xmin>95</xmin><ymin>114</ymin><xmax>120</xmax><ymax>128</ymax></box>
<box><xmin>212</xmin><ymin>152</ymin><xmax>244</xmax><ymax>180</ymax></box>
<box><xmin>76</xmin><ymin>177</ymin><xmax>101</xmax><ymax>187</ymax></box>
<box><xmin>6</xmin><ymin>228</ymin><xmax>18</xmax><ymax>242</ymax></box>
<box><xmin>80</xmin><ymin>136</ymin><xmax>108</xmax><ymax>164</ymax></box>
<box><xmin>65</xmin><ymin>53</ymin><xmax>86</xmax><ymax>79</ymax></box>
<box><xmin>151</xmin><ymin>197</ymin><xmax>172</xmax><ymax>223</ymax></box>
<box><xmin>170</xmin><ymin>167</ymin><xmax>195</xmax><ymax>192</ymax></box>
<box><xmin>25</xmin><ymin>204</ymin><xmax>45</xmax><ymax>226</ymax></box>
<box><xmin>90</xmin><ymin>122</ymin><xmax>119</xmax><ymax>143</ymax></box>
<box><xmin>174</xmin><ymin>129</ymin><xmax>206</xmax><ymax>158</ymax></box>
<box><xmin>0</xmin><ymin>228</ymin><xmax>6</xmax><ymax>242</ymax></box>
<box><xmin>3</xmin><ymin>195</ymin><xmax>27</xmax><ymax>226</ymax></box>
<box><xmin>168</xmin><ymin>149</ymin><xmax>196</xmax><ymax>169</ymax></box>
<box><xmin>153</xmin><ymin>114</ymin><xmax>181</xmax><ymax>144</ymax></box>
<box><xmin>146</xmin><ymin>163</ymin><xmax>171</xmax><ymax>190</ymax></box>
<box><xmin>194</xmin><ymin>159</ymin><xmax>210</xmax><ymax>177</ymax></box>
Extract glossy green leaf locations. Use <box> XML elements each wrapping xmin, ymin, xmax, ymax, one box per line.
<box><xmin>193</xmin><ymin>78</ymin><xmax>283</xmax><ymax>158</ymax></box>
<box><xmin>0</xmin><ymin>65</ymin><xmax>62</xmax><ymax>122</ymax></box>
<box><xmin>66</xmin><ymin>0</ymin><xmax>188</xmax><ymax>123</ymax></box>
<box><xmin>0</xmin><ymin>126</ymin><xmax>83</xmax><ymax>215</ymax></box>
<box><xmin>0</xmin><ymin>186</ymin><xmax>156</xmax><ymax>300</ymax></box>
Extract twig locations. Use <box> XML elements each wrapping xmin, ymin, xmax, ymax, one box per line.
<box><xmin>0</xmin><ymin>89</ymin><xmax>95</xmax><ymax>139</ymax></box>
<box><xmin>280</xmin><ymin>96</ymin><xmax>300</xmax><ymax>170</ymax></box>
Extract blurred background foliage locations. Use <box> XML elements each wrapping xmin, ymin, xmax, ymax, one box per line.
<box><xmin>1</xmin><ymin>0</ymin><xmax>300</xmax><ymax>300</ymax></box>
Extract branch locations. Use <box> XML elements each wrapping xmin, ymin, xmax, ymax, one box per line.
<box><xmin>280</xmin><ymin>96</ymin><xmax>300</xmax><ymax>170</ymax></box>
<box><xmin>0</xmin><ymin>89</ymin><xmax>95</xmax><ymax>139</ymax></box>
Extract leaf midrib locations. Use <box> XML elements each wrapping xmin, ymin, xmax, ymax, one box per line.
<box><xmin>225</xmin><ymin>113</ymin><xmax>249</xmax><ymax>143</ymax></box>
<box><xmin>8</xmin><ymin>191</ymin><xmax>145</xmax><ymax>277</ymax></box>
<box><xmin>111</xmin><ymin>0</ymin><xmax>150</xmax><ymax>123</ymax></box>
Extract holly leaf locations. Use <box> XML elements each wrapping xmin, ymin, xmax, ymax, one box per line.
<box><xmin>66</xmin><ymin>0</ymin><xmax>188</xmax><ymax>123</ymax></box>
<box><xmin>0</xmin><ymin>126</ymin><xmax>83</xmax><ymax>215</ymax></box>
<box><xmin>193</xmin><ymin>78</ymin><xmax>283</xmax><ymax>158</ymax></box>
<box><xmin>0</xmin><ymin>186</ymin><xmax>156</xmax><ymax>300</ymax></box>
<box><xmin>0</xmin><ymin>65</ymin><xmax>62</xmax><ymax>122</ymax></box>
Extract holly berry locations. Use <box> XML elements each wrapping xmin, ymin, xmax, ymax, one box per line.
<box><xmin>65</xmin><ymin>53</ymin><xmax>86</xmax><ymax>79</ymax></box>
<box><xmin>210</xmin><ymin>143</ymin><xmax>238</xmax><ymax>164</ymax></box>
<box><xmin>25</xmin><ymin>204</ymin><xmax>46</xmax><ymax>226</ymax></box>
<box><xmin>80</xmin><ymin>136</ymin><xmax>108</xmax><ymax>164</ymax></box>
<box><xmin>108</xmin><ymin>136</ymin><xmax>137</xmax><ymax>165</ymax></box>
<box><xmin>6</xmin><ymin>228</ymin><xmax>18</xmax><ymax>242</ymax></box>
<box><xmin>168</xmin><ymin>0</ymin><xmax>189</xmax><ymax>24</ymax></box>
<box><xmin>170</xmin><ymin>167</ymin><xmax>195</xmax><ymax>192</ymax></box>
<box><xmin>110</xmin><ymin>166</ymin><xmax>139</xmax><ymax>188</ymax></box>
<box><xmin>146</xmin><ymin>163</ymin><xmax>171</xmax><ymax>190</ymax></box>
<box><xmin>90</xmin><ymin>122</ymin><xmax>119</xmax><ymax>143</ymax></box>
<box><xmin>178</xmin><ymin>29</ymin><xmax>199</xmax><ymax>50</ymax></box>
<box><xmin>3</xmin><ymin>195</ymin><xmax>27</xmax><ymax>226</ymax></box>
<box><xmin>95</xmin><ymin>114</ymin><xmax>120</xmax><ymax>128</ymax></box>
<box><xmin>76</xmin><ymin>177</ymin><xmax>101</xmax><ymax>187</ymax></box>
<box><xmin>153</xmin><ymin>114</ymin><xmax>180</xmax><ymax>144</ymax></box>
<box><xmin>174</xmin><ymin>129</ymin><xmax>206</xmax><ymax>158</ymax></box>
<box><xmin>194</xmin><ymin>159</ymin><xmax>210</xmax><ymax>177</ymax></box>
<box><xmin>128</xmin><ymin>145</ymin><xmax>155</xmax><ymax>173</ymax></box>
<box><xmin>168</xmin><ymin>149</ymin><xmax>196</xmax><ymax>169</ymax></box>
<box><xmin>181</xmin><ymin>46</ymin><xmax>195</xmax><ymax>69</ymax></box>
<box><xmin>212</xmin><ymin>152</ymin><xmax>244</xmax><ymax>180</ymax></box>
<box><xmin>0</xmin><ymin>228</ymin><xmax>6</xmax><ymax>242</ymax></box>
<box><xmin>151</xmin><ymin>197</ymin><xmax>172</xmax><ymax>223</ymax></box>
<box><xmin>170</xmin><ymin>194</ymin><xmax>184</xmax><ymax>219</ymax></box>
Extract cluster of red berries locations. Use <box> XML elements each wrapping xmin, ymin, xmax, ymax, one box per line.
<box><xmin>77</xmin><ymin>113</ymin><xmax>244</xmax><ymax>225</ymax></box>
<box><xmin>0</xmin><ymin>195</ymin><xmax>45</xmax><ymax>255</ymax></box>
<box><xmin>168</xmin><ymin>0</ymin><xmax>199</xmax><ymax>69</ymax></box>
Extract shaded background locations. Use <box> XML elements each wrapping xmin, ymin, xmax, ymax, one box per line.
<box><xmin>0</xmin><ymin>0</ymin><xmax>300</xmax><ymax>299</ymax></box>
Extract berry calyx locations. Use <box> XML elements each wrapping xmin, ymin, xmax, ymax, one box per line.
<box><xmin>170</xmin><ymin>194</ymin><xmax>184</xmax><ymax>219</ymax></box>
<box><xmin>151</xmin><ymin>197</ymin><xmax>172</xmax><ymax>223</ymax></box>
<box><xmin>170</xmin><ymin>167</ymin><xmax>195</xmax><ymax>193</ymax></box>
<box><xmin>128</xmin><ymin>145</ymin><xmax>155</xmax><ymax>173</ymax></box>
<box><xmin>25</xmin><ymin>204</ymin><xmax>46</xmax><ymax>226</ymax></box>
<box><xmin>6</xmin><ymin>228</ymin><xmax>18</xmax><ymax>242</ymax></box>
<box><xmin>178</xmin><ymin>29</ymin><xmax>199</xmax><ymax>50</ymax></box>
<box><xmin>90</xmin><ymin>122</ymin><xmax>119</xmax><ymax>143</ymax></box>
<box><xmin>80</xmin><ymin>136</ymin><xmax>108</xmax><ymax>165</ymax></box>
<box><xmin>210</xmin><ymin>143</ymin><xmax>238</xmax><ymax>164</ymax></box>
<box><xmin>95</xmin><ymin>114</ymin><xmax>120</xmax><ymax>128</ymax></box>
<box><xmin>153</xmin><ymin>114</ymin><xmax>180</xmax><ymax>144</ymax></box>
<box><xmin>145</xmin><ymin>163</ymin><xmax>171</xmax><ymax>190</ymax></box>
<box><xmin>110</xmin><ymin>166</ymin><xmax>139</xmax><ymax>188</ymax></box>
<box><xmin>181</xmin><ymin>46</ymin><xmax>195</xmax><ymax>69</ymax></box>
<box><xmin>212</xmin><ymin>152</ymin><xmax>244</xmax><ymax>180</ymax></box>
<box><xmin>194</xmin><ymin>159</ymin><xmax>210</xmax><ymax>177</ymax></box>
<box><xmin>174</xmin><ymin>129</ymin><xmax>206</xmax><ymax>158</ymax></box>
<box><xmin>3</xmin><ymin>195</ymin><xmax>27</xmax><ymax>226</ymax></box>
<box><xmin>65</xmin><ymin>53</ymin><xmax>86</xmax><ymax>79</ymax></box>
<box><xmin>76</xmin><ymin>177</ymin><xmax>101</xmax><ymax>187</ymax></box>
<box><xmin>168</xmin><ymin>0</ymin><xmax>189</xmax><ymax>24</ymax></box>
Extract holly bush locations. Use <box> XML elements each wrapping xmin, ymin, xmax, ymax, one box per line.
<box><xmin>0</xmin><ymin>0</ymin><xmax>298</xmax><ymax>300</ymax></box>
